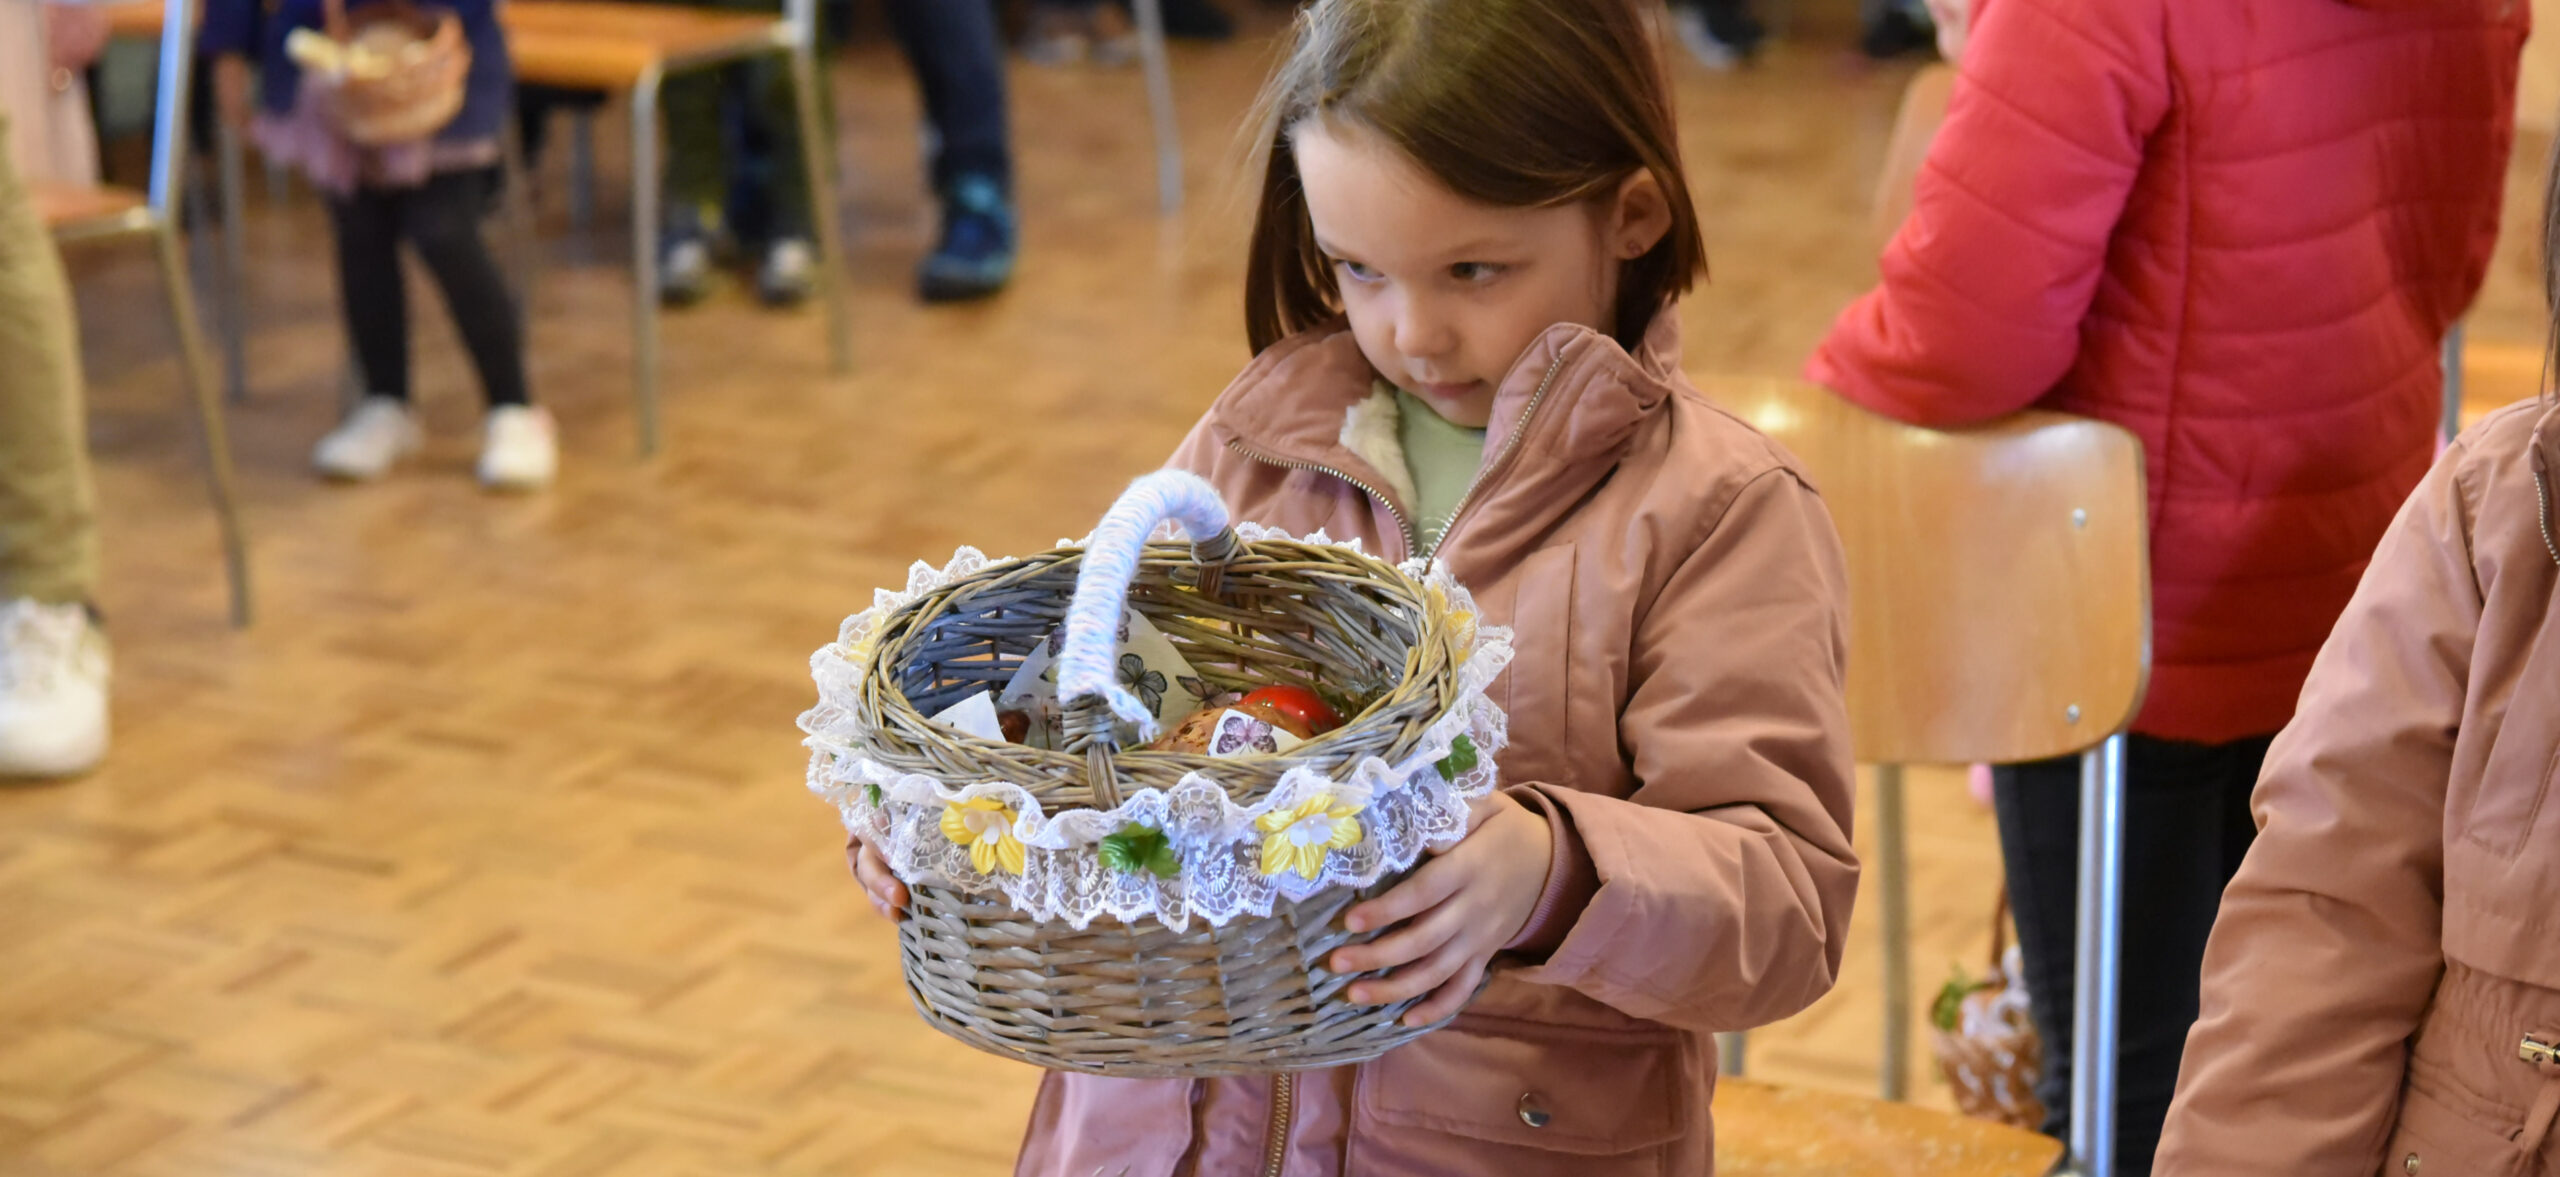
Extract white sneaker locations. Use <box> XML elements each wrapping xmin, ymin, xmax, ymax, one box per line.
<box><xmin>0</xmin><ymin>600</ymin><xmax>110</xmax><ymax>780</ymax></box>
<box><xmin>477</xmin><ymin>405</ymin><xmax>557</xmax><ymax>491</ymax></box>
<box><xmin>313</xmin><ymin>396</ymin><xmax>423</xmax><ymax>481</ymax></box>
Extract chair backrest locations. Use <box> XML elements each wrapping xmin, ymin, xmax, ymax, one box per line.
<box><xmin>147</xmin><ymin>0</ymin><xmax>200</xmax><ymax>217</ymax></box>
<box><xmin>1871</xmin><ymin>63</ymin><xmax>1955</xmax><ymax>250</ymax></box>
<box><xmin>1710</xmin><ymin>377</ymin><xmax>2151</xmax><ymax>766</ymax></box>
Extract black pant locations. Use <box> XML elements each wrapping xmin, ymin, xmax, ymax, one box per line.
<box><xmin>327</xmin><ymin>169</ymin><xmax>529</xmax><ymax>408</ymax></box>
<box><xmin>885</xmin><ymin>0</ymin><xmax>1013</xmax><ymax>194</ymax></box>
<box><xmin>1992</xmin><ymin>732</ymin><xmax>2269</xmax><ymax>1177</ymax></box>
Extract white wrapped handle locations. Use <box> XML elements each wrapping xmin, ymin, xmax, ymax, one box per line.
<box><xmin>1055</xmin><ymin>472</ymin><xmax>1238</xmax><ymax>742</ymax></box>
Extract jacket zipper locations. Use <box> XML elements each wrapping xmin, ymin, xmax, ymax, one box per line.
<box><xmin>1424</xmin><ymin>350</ymin><xmax>1571</xmax><ymax>561</ymax></box>
<box><xmin>2534</xmin><ymin>460</ymin><xmax>2559</xmax><ymax>568</ymax></box>
<box><xmin>1261</xmin><ymin>1073</ymin><xmax>1296</xmax><ymax>1177</ymax></box>
<box><xmin>1224</xmin><ymin>444</ymin><xmax>1423</xmax><ymax>557</ymax></box>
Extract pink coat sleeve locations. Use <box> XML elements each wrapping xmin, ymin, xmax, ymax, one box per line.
<box><xmin>1507</xmin><ymin>470</ymin><xmax>1861</xmax><ymax>1031</ymax></box>
<box><xmin>2155</xmin><ymin>444</ymin><xmax>2479</xmax><ymax>1172</ymax></box>
<box><xmin>1807</xmin><ymin>0</ymin><xmax>2169</xmax><ymax>426</ymax></box>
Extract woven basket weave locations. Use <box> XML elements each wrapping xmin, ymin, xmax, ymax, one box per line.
<box><xmin>315</xmin><ymin>0</ymin><xmax>469</xmax><ymax>146</ymax></box>
<box><xmin>841</xmin><ymin>475</ymin><xmax>1487</xmax><ymax>1077</ymax></box>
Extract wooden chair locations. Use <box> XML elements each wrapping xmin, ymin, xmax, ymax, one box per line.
<box><xmin>1713</xmin><ymin>376</ymin><xmax>2149</xmax><ymax>1177</ymax></box>
<box><xmin>43</xmin><ymin>0</ymin><xmax>252</xmax><ymax>627</ymax></box>
<box><xmin>500</xmin><ymin>0</ymin><xmax>851</xmax><ymax>456</ymax></box>
<box><xmin>1716</xmin><ymin>1078</ymin><xmax>2061</xmax><ymax>1176</ymax></box>
<box><xmin>1871</xmin><ymin>63</ymin><xmax>1955</xmax><ymax>249</ymax></box>
<box><xmin>98</xmin><ymin>0</ymin><xmax>253</xmax><ymax>407</ymax></box>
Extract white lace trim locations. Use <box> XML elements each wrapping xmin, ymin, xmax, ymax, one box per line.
<box><xmin>800</xmin><ymin>533</ymin><xmax>1512</xmax><ymax>931</ymax></box>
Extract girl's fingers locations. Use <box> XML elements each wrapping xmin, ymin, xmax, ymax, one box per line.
<box><xmin>1402</xmin><ymin>958</ymin><xmax>1488</xmax><ymax>1027</ymax></box>
<box><xmin>848</xmin><ymin>838</ymin><xmax>909</xmax><ymax>919</ymax></box>
<box><xmin>1329</xmin><ymin>892</ymin><xmax>1466</xmax><ymax>975</ymax></box>
<box><xmin>1343</xmin><ymin>850</ymin><xmax>1468</xmax><ymax>934</ymax></box>
<box><xmin>1348</xmin><ymin>935</ymin><xmax>1473</xmax><ymax>1006</ymax></box>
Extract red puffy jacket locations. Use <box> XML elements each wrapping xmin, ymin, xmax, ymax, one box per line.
<box><xmin>1810</xmin><ymin>0</ymin><xmax>2525</xmax><ymax>744</ymax></box>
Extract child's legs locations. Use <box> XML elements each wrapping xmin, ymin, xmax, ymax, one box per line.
<box><xmin>886</xmin><ymin>0</ymin><xmax>1012</xmax><ymax>195</ymax></box>
<box><xmin>398</xmin><ymin>170</ymin><xmax>529</xmax><ymax>409</ymax></box>
<box><xmin>0</xmin><ymin>117</ymin><xmax>99</xmax><ymax>607</ymax></box>
<box><xmin>730</xmin><ymin>55</ymin><xmax>814</xmax><ymax>242</ymax></box>
<box><xmin>1991</xmin><ymin>734</ymin><xmax>2272</xmax><ymax>1177</ymax></box>
<box><xmin>660</xmin><ymin>68</ymin><xmax>728</xmax><ymax>230</ymax></box>
<box><xmin>328</xmin><ymin>186</ymin><xmax>412</xmax><ymax>401</ymax></box>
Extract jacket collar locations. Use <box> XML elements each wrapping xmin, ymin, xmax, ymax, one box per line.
<box><xmin>1199</xmin><ymin>309</ymin><xmax>1687</xmax><ymax>539</ymax></box>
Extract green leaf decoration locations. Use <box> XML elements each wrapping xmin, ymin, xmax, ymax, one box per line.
<box><xmin>1436</xmin><ymin>734</ymin><xmax>1480</xmax><ymax>781</ymax></box>
<box><xmin>1930</xmin><ymin>965</ymin><xmax>1988</xmax><ymax>1033</ymax></box>
<box><xmin>1100</xmin><ymin>824</ymin><xmax>1179</xmax><ymax>878</ymax></box>
<box><xmin>864</xmin><ymin>782</ymin><xmax>884</xmax><ymax>807</ymax></box>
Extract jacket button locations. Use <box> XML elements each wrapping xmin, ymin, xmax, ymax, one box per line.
<box><xmin>2405</xmin><ymin>1152</ymin><xmax>2421</xmax><ymax>1174</ymax></box>
<box><xmin>1517</xmin><ymin>1093</ymin><xmax>1551</xmax><ymax>1129</ymax></box>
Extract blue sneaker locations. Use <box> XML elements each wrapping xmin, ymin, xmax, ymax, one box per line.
<box><xmin>917</xmin><ymin>175</ymin><xmax>1016</xmax><ymax>303</ymax></box>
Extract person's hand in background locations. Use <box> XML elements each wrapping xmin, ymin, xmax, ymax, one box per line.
<box><xmin>1922</xmin><ymin>0</ymin><xmax>1971</xmax><ymax>62</ymax></box>
<box><xmin>44</xmin><ymin>4</ymin><xmax>111</xmax><ymax>75</ymax></box>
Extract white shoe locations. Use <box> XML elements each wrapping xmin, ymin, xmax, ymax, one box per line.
<box><xmin>478</xmin><ymin>405</ymin><xmax>557</xmax><ymax>491</ymax></box>
<box><xmin>313</xmin><ymin>396</ymin><xmax>423</xmax><ymax>481</ymax></box>
<box><xmin>0</xmin><ymin>600</ymin><xmax>109</xmax><ymax>780</ymax></box>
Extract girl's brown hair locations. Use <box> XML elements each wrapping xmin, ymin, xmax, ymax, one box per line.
<box><xmin>1241</xmin><ymin>0</ymin><xmax>1708</xmax><ymax>354</ymax></box>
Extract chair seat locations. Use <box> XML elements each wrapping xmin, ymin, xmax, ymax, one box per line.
<box><xmin>102</xmin><ymin>0</ymin><xmax>167</xmax><ymax>38</ymax></box>
<box><xmin>501</xmin><ymin>2</ymin><xmax>783</xmax><ymax>90</ymax></box>
<box><xmin>34</xmin><ymin>182</ymin><xmax>147</xmax><ymax>232</ymax></box>
<box><xmin>1713</xmin><ymin>1079</ymin><xmax>2061</xmax><ymax>1176</ymax></box>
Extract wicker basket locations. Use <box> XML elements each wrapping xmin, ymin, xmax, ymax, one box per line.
<box><xmin>806</xmin><ymin>472</ymin><xmax>1507</xmax><ymax>1078</ymax></box>
<box><xmin>313</xmin><ymin>0</ymin><xmax>470</xmax><ymax>146</ymax></box>
<box><xmin>1931</xmin><ymin>890</ymin><xmax>2045</xmax><ymax>1131</ymax></box>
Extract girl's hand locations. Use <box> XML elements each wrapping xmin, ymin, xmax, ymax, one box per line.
<box><xmin>44</xmin><ymin>5</ymin><xmax>110</xmax><ymax>73</ymax></box>
<box><xmin>213</xmin><ymin>55</ymin><xmax>256</xmax><ymax>131</ymax></box>
<box><xmin>847</xmin><ymin>834</ymin><xmax>910</xmax><ymax>920</ymax></box>
<box><xmin>1328</xmin><ymin>792</ymin><xmax>1554</xmax><ymax>1027</ymax></box>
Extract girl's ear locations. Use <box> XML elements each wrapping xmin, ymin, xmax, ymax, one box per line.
<box><xmin>1608</xmin><ymin>170</ymin><xmax>1676</xmax><ymax>261</ymax></box>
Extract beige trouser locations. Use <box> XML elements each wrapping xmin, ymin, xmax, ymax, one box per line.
<box><xmin>0</xmin><ymin>110</ymin><xmax>97</xmax><ymax>606</ymax></box>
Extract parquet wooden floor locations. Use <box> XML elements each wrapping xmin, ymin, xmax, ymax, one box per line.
<box><xmin>13</xmin><ymin>8</ymin><xmax>2552</xmax><ymax>1173</ymax></box>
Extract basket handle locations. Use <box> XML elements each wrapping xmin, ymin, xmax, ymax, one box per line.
<box><xmin>1057</xmin><ymin>471</ymin><xmax>1239</xmax><ymax>802</ymax></box>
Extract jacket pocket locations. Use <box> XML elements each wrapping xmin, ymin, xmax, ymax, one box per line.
<box><xmin>2382</xmin><ymin>1081</ymin><xmax>2526</xmax><ymax>1177</ymax></box>
<box><xmin>1494</xmin><ymin>545</ymin><xmax>1578</xmax><ymax>791</ymax></box>
<box><xmin>1348</xmin><ymin>1015</ymin><xmax>1689</xmax><ymax>1175</ymax></box>
<box><xmin>1012</xmin><ymin>1072</ymin><xmax>1195</xmax><ymax>1177</ymax></box>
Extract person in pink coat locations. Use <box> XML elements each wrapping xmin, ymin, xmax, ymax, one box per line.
<box><xmin>1809</xmin><ymin>0</ymin><xmax>2525</xmax><ymax>1168</ymax></box>
<box><xmin>853</xmin><ymin>0</ymin><xmax>1862</xmax><ymax>1170</ymax></box>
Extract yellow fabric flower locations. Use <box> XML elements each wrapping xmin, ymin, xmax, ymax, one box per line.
<box><xmin>1427</xmin><ymin>583</ymin><xmax>1477</xmax><ymax>666</ymax></box>
<box><xmin>941</xmin><ymin>797</ymin><xmax>1028</xmax><ymax>876</ymax></box>
<box><xmin>1257</xmin><ymin>793</ymin><xmax>1365</xmax><ymax>880</ymax></box>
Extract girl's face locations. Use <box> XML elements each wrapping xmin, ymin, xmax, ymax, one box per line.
<box><xmin>1292</xmin><ymin>119</ymin><xmax>1672</xmax><ymax>428</ymax></box>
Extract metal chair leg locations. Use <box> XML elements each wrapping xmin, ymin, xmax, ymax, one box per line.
<box><xmin>214</xmin><ymin>121</ymin><xmax>250</xmax><ymax>404</ymax></box>
<box><xmin>630</xmin><ymin>71</ymin><xmax>664</xmax><ymax>457</ymax></box>
<box><xmin>786</xmin><ymin>41</ymin><xmax>850</xmax><ymax>376</ymax></box>
<box><xmin>2063</xmin><ymin>734</ymin><xmax>2128</xmax><ymax>1177</ymax></box>
<box><xmin>1715</xmin><ymin>1031</ymin><xmax>1747</xmax><ymax>1077</ymax></box>
<box><xmin>1877</xmin><ymin>761</ymin><xmax>1912</xmax><ymax>1102</ymax></box>
<box><xmin>1129</xmin><ymin>0</ymin><xmax>1182</xmax><ymax>216</ymax></box>
<box><xmin>152</xmin><ymin>224</ymin><xmax>252</xmax><ymax>628</ymax></box>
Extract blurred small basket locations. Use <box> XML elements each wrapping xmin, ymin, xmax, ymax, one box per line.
<box><xmin>313</xmin><ymin>0</ymin><xmax>470</xmax><ymax>146</ymax></box>
<box><xmin>1930</xmin><ymin>889</ymin><xmax>2045</xmax><ymax>1131</ymax></box>
<box><xmin>801</xmin><ymin>472</ymin><xmax>1512</xmax><ymax>1078</ymax></box>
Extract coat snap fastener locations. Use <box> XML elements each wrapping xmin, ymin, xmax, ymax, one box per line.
<box><xmin>2404</xmin><ymin>1151</ymin><xmax>2421</xmax><ymax>1174</ymax></box>
<box><xmin>1517</xmin><ymin>1093</ymin><xmax>1551</xmax><ymax>1128</ymax></box>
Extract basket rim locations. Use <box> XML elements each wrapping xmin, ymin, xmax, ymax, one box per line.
<box><xmin>851</xmin><ymin>535</ymin><xmax>1467</xmax><ymax>812</ymax></box>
